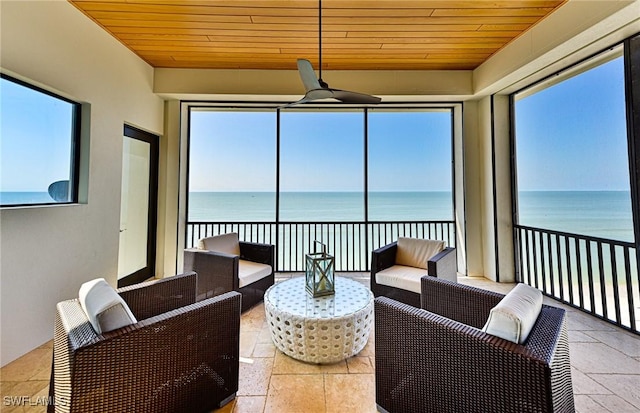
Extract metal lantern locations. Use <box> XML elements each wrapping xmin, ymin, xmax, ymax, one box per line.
<box><xmin>305</xmin><ymin>241</ymin><xmax>335</xmax><ymax>297</ymax></box>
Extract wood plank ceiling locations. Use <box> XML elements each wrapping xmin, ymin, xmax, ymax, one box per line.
<box><xmin>69</xmin><ymin>0</ymin><xmax>566</xmax><ymax>71</ymax></box>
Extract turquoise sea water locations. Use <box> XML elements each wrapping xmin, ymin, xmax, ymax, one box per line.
<box><xmin>0</xmin><ymin>192</ymin><xmax>55</xmax><ymax>205</ymax></box>
<box><xmin>518</xmin><ymin>191</ymin><xmax>634</xmax><ymax>242</ymax></box>
<box><xmin>188</xmin><ymin>191</ymin><xmax>454</xmax><ymax>222</ymax></box>
<box><xmin>189</xmin><ymin>190</ymin><xmax>635</xmax><ymax>243</ymax></box>
<box><xmin>2</xmin><ymin>191</ymin><xmax>633</xmax><ymax>243</ymax></box>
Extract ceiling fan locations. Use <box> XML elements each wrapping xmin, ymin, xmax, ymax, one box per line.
<box><xmin>286</xmin><ymin>0</ymin><xmax>381</xmax><ymax>106</ymax></box>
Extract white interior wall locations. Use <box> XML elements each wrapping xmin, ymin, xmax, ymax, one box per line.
<box><xmin>0</xmin><ymin>1</ymin><xmax>164</xmax><ymax>366</ymax></box>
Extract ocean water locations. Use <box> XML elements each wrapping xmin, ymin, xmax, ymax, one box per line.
<box><xmin>189</xmin><ymin>190</ymin><xmax>635</xmax><ymax>243</ymax></box>
<box><xmin>3</xmin><ymin>190</ymin><xmax>633</xmax><ymax>243</ymax></box>
<box><xmin>0</xmin><ymin>192</ymin><xmax>56</xmax><ymax>205</ymax></box>
<box><xmin>189</xmin><ymin>191</ymin><xmax>454</xmax><ymax>222</ymax></box>
<box><xmin>518</xmin><ymin>191</ymin><xmax>634</xmax><ymax>242</ymax></box>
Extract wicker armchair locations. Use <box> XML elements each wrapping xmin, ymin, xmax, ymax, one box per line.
<box><xmin>48</xmin><ymin>272</ymin><xmax>241</xmax><ymax>413</ymax></box>
<box><xmin>371</xmin><ymin>238</ymin><xmax>457</xmax><ymax>307</ymax></box>
<box><xmin>375</xmin><ymin>277</ymin><xmax>574</xmax><ymax>413</ymax></box>
<box><xmin>184</xmin><ymin>233</ymin><xmax>274</xmax><ymax>312</ymax></box>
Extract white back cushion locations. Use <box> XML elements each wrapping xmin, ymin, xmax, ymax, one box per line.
<box><xmin>198</xmin><ymin>232</ymin><xmax>241</xmax><ymax>256</ymax></box>
<box><xmin>79</xmin><ymin>278</ymin><xmax>137</xmax><ymax>334</ymax></box>
<box><xmin>482</xmin><ymin>283</ymin><xmax>543</xmax><ymax>344</ymax></box>
<box><xmin>395</xmin><ymin>237</ymin><xmax>445</xmax><ymax>269</ymax></box>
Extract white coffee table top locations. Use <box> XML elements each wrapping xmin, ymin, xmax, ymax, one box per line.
<box><xmin>264</xmin><ymin>276</ymin><xmax>374</xmax><ymax>364</ymax></box>
<box><xmin>265</xmin><ymin>276</ymin><xmax>373</xmax><ymax>319</ymax></box>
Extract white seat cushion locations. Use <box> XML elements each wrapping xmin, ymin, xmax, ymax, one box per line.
<box><xmin>198</xmin><ymin>232</ymin><xmax>241</xmax><ymax>256</ymax></box>
<box><xmin>375</xmin><ymin>264</ymin><xmax>428</xmax><ymax>294</ymax></box>
<box><xmin>395</xmin><ymin>237</ymin><xmax>445</xmax><ymax>269</ymax></box>
<box><xmin>482</xmin><ymin>283</ymin><xmax>543</xmax><ymax>344</ymax></box>
<box><xmin>79</xmin><ymin>278</ymin><xmax>137</xmax><ymax>334</ymax></box>
<box><xmin>238</xmin><ymin>259</ymin><xmax>272</xmax><ymax>288</ymax></box>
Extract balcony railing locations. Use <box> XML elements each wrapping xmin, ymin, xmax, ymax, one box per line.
<box><xmin>186</xmin><ymin>220</ymin><xmax>456</xmax><ymax>272</ymax></box>
<box><xmin>515</xmin><ymin>224</ymin><xmax>639</xmax><ymax>333</ymax></box>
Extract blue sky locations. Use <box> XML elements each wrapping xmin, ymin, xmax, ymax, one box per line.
<box><xmin>1</xmin><ymin>77</ymin><xmax>74</xmax><ymax>192</ymax></box>
<box><xmin>1</xmin><ymin>52</ymin><xmax>631</xmax><ymax>196</ymax></box>
<box><xmin>514</xmin><ymin>54</ymin><xmax>629</xmax><ymax>191</ymax></box>
<box><xmin>190</xmin><ymin>109</ymin><xmax>453</xmax><ymax>192</ymax></box>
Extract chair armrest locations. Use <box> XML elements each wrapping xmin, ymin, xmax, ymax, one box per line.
<box><xmin>371</xmin><ymin>242</ymin><xmax>398</xmax><ymax>272</ymax></box>
<box><xmin>427</xmin><ymin>247</ymin><xmax>457</xmax><ymax>282</ymax></box>
<box><xmin>374</xmin><ymin>296</ymin><xmax>564</xmax><ymax>413</ymax></box>
<box><xmin>420</xmin><ymin>277</ymin><xmax>504</xmax><ymax>329</ymax></box>
<box><xmin>239</xmin><ymin>241</ymin><xmax>275</xmax><ymax>267</ymax></box>
<box><xmin>370</xmin><ymin>242</ymin><xmax>398</xmax><ymax>291</ymax></box>
<box><xmin>184</xmin><ymin>249</ymin><xmax>239</xmax><ymax>297</ymax></box>
<box><xmin>67</xmin><ymin>292</ymin><xmax>241</xmax><ymax>413</ymax></box>
<box><xmin>117</xmin><ymin>272</ymin><xmax>197</xmax><ymax>320</ymax></box>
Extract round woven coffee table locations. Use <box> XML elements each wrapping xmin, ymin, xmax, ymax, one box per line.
<box><xmin>264</xmin><ymin>276</ymin><xmax>374</xmax><ymax>364</ymax></box>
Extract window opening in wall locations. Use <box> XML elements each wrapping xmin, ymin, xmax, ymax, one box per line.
<box><xmin>0</xmin><ymin>74</ymin><xmax>81</xmax><ymax>207</ymax></box>
<box><xmin>186</xmin><ymin>105</ymin><xmax>455</xmax><ymax>272</ymax></box>
<box><xmin>512</xmin><ymin>44</ymin><xmax>639</xmax><ymax>333</ymax></box>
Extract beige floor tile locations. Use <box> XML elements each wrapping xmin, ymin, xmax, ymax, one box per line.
<box><xmin>240</xmin><ymin>331</ymin><xmax>260</xmax><ymax>358</ymax></box>
<box><xmin>325</xmin><ymin>373</ymin><xmax>377</xmax><ymax>413</ymax></box>
<box><xmin>272</xmin><ymin>351</ymin><xmax>348</xmax><ymax>375</ymax></box>
<box><xmin>583</xmin><ymin>330</ymin><xmax>640</xmax><ymax>358</ymax></box>
<box><xmin>253</xmin><ymin>342</ymin><xmax>277</xmax><ymax>358</ymax></box>
<box><xmin>238</xmin><ymin>358</ymin><xmax>274</xmax><ymax>396</ymax></box>
<box><xmin>589</xmin><ymin>395</ymin><xmax>640</xmax><ymax>413</ymax></box>
<box><xmin>570</xmin><ymin>368</ymin><xmax>612</xmax><ymax>395</ymax></box>
<box><xmin>346</xmin><ymin>356</ymin><xmax>373</xmax><ymax>374</ymax></box>
<box><xmin>358</xmin><ymin>336</ymin><xmax>375</xmax><ymax>357</ymax></box>
<box><xmin>569</xmin><ymin>342</ymin><xmax>640</xmax><ymax>374</ymax></box>
<box><xmin>232</xmin><ymin>396</ymin><xmax>266</xmax><ymax>413</ymax></box>
<box><xmin>2</xmin><ymin>380</ymin><xmax>49</xmax><ymax>400</ymax></box>
<box><xmin>1</xmin><ymin>348</ymin><xmax>51</xmax><ymax>382</ymax></box>
<box><xmin>0</xmin><ymin>381</ymin><xmax>18</xmax><ymax>398</ymax></box>
<box><xmin>5</xmin><ymin>273</ymin><xmax>640</xmax><ymax>413</ymax></box>
<box><xmin>575</xmin><ymin>395</ymin><xmax>614</xmax><ymax>413</ymax></box>
<box><xmin>241</xmin><ymin>306</ymin><xmax>267</xmax><ymax>333</ymax></box>
<box><xmin>264</xmin><ymin>374</ymin><xmax>325</xmax><ymax>413</ymax></box>
<box><xmin>211</xmin><ymin>398</ymin><xmax>236</xmax><ymax>413</ymax></box>
<box><xmin>569</xmin><ymin>330</ymin><xmax>600</xmax><ymax>343</ymax></box>
<box><xmin>36</xmin><ymin>341</ymin><xmax>53</xmax><ymax>350</ymax></box>
<box><xmin>0</xmin><ymin>382</ymin><xmax>50</xmax><ymax>413</ymax></box>
<box><xmin>257</xmin><ymin>327</ymin><xmax>274</xmax><ymax>344</ymax></box>
<box><xmin>566</xmin><ymin>310</ymin><xmax>617</xmax><ymax>332</ymax></box>
<box><xmin>459</xmin><ymin>277</ymin><xmax>515</xmax><ymax>294</ymax></box>
<box><xmin>590</xmin><ymin>374</ymin><xmax>640</xmax><ymax>409</ymax></box>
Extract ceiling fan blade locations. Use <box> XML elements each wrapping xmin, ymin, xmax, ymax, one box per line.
<box><xmin>297</xmin><ymin>59</ymin><xmax>321</xmax><ymax>91</ymax></box>
<box><xmin>280</xmin><ymin>88</ymin><xmax>334</xmax><ymax>108</ymax></box>
<box><xmin>286</xmin><ymin>3</ymin><xmax>381</xmax><ymax>107</ymax></box>
<box><xmin>332</xmin><ymin>89</ymin><xmax>382</xmax><ymax>104</ymax></box>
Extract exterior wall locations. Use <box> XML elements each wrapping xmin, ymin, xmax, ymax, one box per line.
<box><xmin>492</xmin><ymin>95</ymin><xmax>516</xmax><ymax>282</ymax></box>
<box><xmin>0</xmin><ymin>1</ymin><xmax>164</xmax><ymax>366</ymax></box>
<box><xmin>477</xmin><ymin>97</ymin><xmax>497</xmax><ymax>280</ymax></box>
<box><xmin>462</xmin><ymin>101</ymin><xmax>484</xmax><ymax>277</ymax></box>
<box><xmin>157</xmin><ymin>100</ymin><xmax>182</xmax><ymax>278</ymax></box>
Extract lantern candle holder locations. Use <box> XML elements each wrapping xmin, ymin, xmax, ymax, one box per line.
<box><xmin>305</xmin><ymin>241</ymin><xmax>335</xmax><ymax>297</ymax></box>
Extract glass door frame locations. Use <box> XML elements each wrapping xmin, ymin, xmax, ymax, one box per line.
<box><xmin>118</xmin><ymin>124</ymin><xmax>159</xmax><ymax>287</ymax></box>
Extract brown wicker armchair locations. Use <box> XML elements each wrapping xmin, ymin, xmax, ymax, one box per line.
<box><xmin>48</xmin><ymin>272</ymin><xmax>241</xmax><ymax>413</ymax></box>
<box><xmin>371</xmin><ymin>237</ymin><xmax>457</xmax><ymax>307</ymax></box>
<box><xmin>375</xmin><ymin>277</ymin><xmax>574</xmax><ymax>413</ymax></box>
<box><xmin>184</xmin><ymin>233</ymin><xmax>274</xmax><ymax>312</ymax></box>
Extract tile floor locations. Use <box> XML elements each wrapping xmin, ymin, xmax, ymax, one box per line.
<box><xmin>1</xmin><ymin>273</ymin><xmax>639</xmax><ymax>412</ymax></box>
